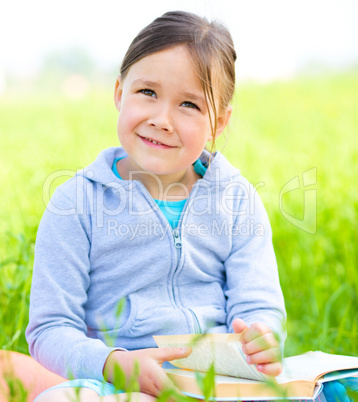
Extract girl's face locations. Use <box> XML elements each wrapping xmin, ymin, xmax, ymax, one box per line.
<box><xmin>114</xmin><ymin>45</ymin><xmax>230</xmax><ymax>180</ymax></box>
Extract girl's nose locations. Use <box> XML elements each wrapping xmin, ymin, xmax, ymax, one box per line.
<box><xmin>147</xmin><ymin>107</ymin><xmax>174</xmax><ymax>133</ymax></box>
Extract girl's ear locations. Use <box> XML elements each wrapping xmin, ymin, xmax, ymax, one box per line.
<box><xmin>208</xmin><ymin>105</ymin><xmax>232</xmax><ymax>141</ymax></box>
<box><xmin>114</xmin><ymin>75</ymin><xmax>123</xmax><ymax>111</ymax></box>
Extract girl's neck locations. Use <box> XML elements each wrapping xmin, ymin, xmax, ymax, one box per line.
<box><xmin>116</xmin><ymin>157</ymin><xmax>201</xmax><ymax>201</ymax></box>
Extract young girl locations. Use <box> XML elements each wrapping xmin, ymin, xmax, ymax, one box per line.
<box><xmin>26</xmin><ymin>11</ymin><xmax>287</xmax><ymax>401</ymax></box>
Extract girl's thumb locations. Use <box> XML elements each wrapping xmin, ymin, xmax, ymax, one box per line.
<box><xmin>232</xmin><ymin>318</ymin><xmax>248</xmax><ymax>334</ymax></box>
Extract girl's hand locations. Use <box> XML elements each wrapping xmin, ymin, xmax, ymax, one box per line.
<box><xmin>103</xmin><ymin>347</ymin><xmax>192</xmax><ymax>397</ymax></box>
<box><xmin>233</xmin><ymin>318</ymin><xmax>282</xmax><ymax>377</ymax></box>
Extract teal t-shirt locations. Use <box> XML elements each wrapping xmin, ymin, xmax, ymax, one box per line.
<box><xmin>112</xmin><ymin>157</ymin><xmax>207</xmax><ymax>228</ymax></box>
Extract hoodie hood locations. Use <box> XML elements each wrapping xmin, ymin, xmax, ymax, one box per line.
<box><xmin>76</xmin><ymin>147</ymin><xmax>241</xmax><ymax>189</ymax></box>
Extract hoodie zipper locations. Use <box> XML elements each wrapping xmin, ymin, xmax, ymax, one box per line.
<box><xmin>171</xmin><ymin>228</ymin><xmax>182</xmax><ymax>302</ymax></box>
<box><xmin>172</xmin><ymin>228</ymin><xmax>201</xmax><ymax>334</ymax></box>
<box><xmin>135</xmin><ymin>181</ymin><xmax>202</xmax><ymax>334</ymax></box>
<box><xmin>172</xmin><ymin>228</ymin><xmax>182</xmax><ymax>249</ymax></box>
<box><xmin>171</xmin><ymin>201</ymin><xmax>202</xmax><ymax>334</ymax></box>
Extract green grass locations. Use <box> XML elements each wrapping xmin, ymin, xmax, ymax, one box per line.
<box><xmin>0</xmin><ymin>71</ymin><xmax>357</xmax><ymax>360</ymax></box>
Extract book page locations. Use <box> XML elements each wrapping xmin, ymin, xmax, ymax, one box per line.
<box><xmin>321</xmin><ymin>369</ymin><xmax>358</xmax><ymax>383</ymax></box>
<box><xmin>277</xmin><ymin>351</ymin><xmax>358</xmax><ymax>383</ymax></box>
<box><xmin>154</xmin><ymin>334</ymin><xmax>268</xmax><ymax>382</ymax></box>
<box><xmin>164</xmin><ymin>369</ymin><xmax>323</xmax><ymax>401</ymax></box>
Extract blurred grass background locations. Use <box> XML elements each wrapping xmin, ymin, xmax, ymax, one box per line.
<box><xmin>0</xmin><ymin>70</ymin><xmax>357</xmax><ymax>358</ymax></box>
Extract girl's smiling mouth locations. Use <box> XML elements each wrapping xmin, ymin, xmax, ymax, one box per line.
<box><xmin>138</xmin><ymin>134</ymin><xmax>177</xmax><ymax>149</ymax></box>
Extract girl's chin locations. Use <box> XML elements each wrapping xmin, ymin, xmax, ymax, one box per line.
<box><xmin>122</xmin><ymin>155</ymin><xmax>187</xmax><ymax>179</ymax></box>
<box><xmin>138</xmin><ymin>168</ymin><xmax>181</xmax><ymax>177</ymax></box>
<box><xmin>130</xmin><ymin>160</ymin><xmax>172</xmax><ymax>174</ymax></box>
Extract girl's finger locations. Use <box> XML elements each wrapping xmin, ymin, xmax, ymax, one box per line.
<box><xmin>242</xmin><ymin>332</ymin><xmax>279</xmax><ymax>354</ymax></box>
<box><xmin>246</xmin><ymin>347</ymin><xmax>282</xmax><ymax>365</ymax></box>
<box><xmin>152</xmin><ymin>346</ymin><xmax>192</xmax><ymax>364</ymax></box>
<box><xmin>241</xmin><ymin>322</ymin><xmax>272</xmax><ymax>343</ymax></box>
<box><xmin>232</xmin><ymin>318</ymin><xmax>248</xmax><ymax>334</ymax></box>
<box><xmin>143</xmin><ymin>365</ymin><xmax>177</xmax><ymax>396</ymax></box>
<box><xmin>151</xmin><ymin>369</ymin><xmax>175</xmax><ymax>394</ymax></box>
<box><xmin>256</xmin><ymin>361</ymin><xmax>283</xmax><ymax>377</ymax></box>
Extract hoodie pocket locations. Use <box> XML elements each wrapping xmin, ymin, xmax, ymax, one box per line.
<box><xmin>188</xmin><ymin>308</ymin><xmax>202</xmax><ymax>334</ymax></box>
<box><xmin>87</xmin><ymin>293</ymin><xmax>138</xmax><ymax>341</ymax></box>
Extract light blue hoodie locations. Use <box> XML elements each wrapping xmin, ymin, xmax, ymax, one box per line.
<box><xmin>26</xmin><ymin>147</ymin><xmax>286</xmax><ymax>381</ymax></box>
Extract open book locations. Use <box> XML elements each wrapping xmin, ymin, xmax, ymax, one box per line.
<box><xmin>154</xmin><ymin>334</ymin><xmax>358</xmax><ymax>401</ymax></box>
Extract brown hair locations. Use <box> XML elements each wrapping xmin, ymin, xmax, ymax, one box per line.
<box><xmin>120</xmin><ymin>11</ymin><xmax>236</xmax><ymax>153</ymax></box>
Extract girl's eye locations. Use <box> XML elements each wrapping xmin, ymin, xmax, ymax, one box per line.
<box><xmin>181</xmin><ymin>101</ymin><xmax>199</xmax><ymax>110</ymax></box>
<box><xmin>139</xmin><ymin>89</ymin><xmax>156</xmax><ymax>98</ymax></box>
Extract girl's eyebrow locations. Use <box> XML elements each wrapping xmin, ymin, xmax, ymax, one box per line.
<box><xmin>181</xmin><ymin>91</ymin><xmax>205</xmax><ymax>104</ymax></box>
<box><xmin>132</xmin><ymin>79</ymin><xmax>159</xmax><ymax>88</ymax></box>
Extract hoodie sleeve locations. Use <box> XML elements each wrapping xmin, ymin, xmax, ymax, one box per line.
<box><xmin>26</xmin><ymin>183</ymin><xmax>123</xmax><ymax>380</ymax></box>
<box><xmin>224</xmin><ymin>180</ymin><xmax>286</xmax><ymax>350</ymax></box>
